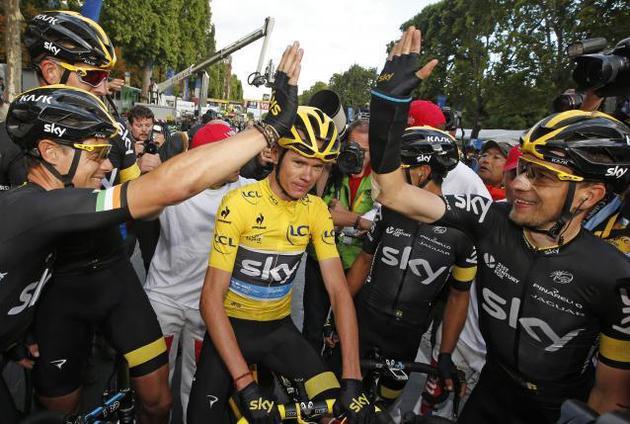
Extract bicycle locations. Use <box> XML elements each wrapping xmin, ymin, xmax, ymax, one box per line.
<box><xmin>360</xmin><ymin>352</ymin><xmax>461</xmax><ymax>424</ymax></box>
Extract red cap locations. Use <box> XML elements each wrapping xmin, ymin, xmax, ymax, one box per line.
<box><xmin>408</xmin><ymin>100</ymin><xmax>446</xmax><ymax>128</ymax></box>
<box><xmin>191</xmin><ymin>121</ymin><xmax>234</xmax><ymax>149</ymax></box>
<box><xmin>503</xmin><ymin>145</ymin><xmax>523</xmax><ymax>172</ymax></box>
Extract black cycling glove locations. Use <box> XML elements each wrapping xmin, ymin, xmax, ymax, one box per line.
<box><xmin>237</xmin><ymin>381</ymin><xmax>281</xmax><ymax>424</ymax></box>
<box><xmin>263</xmin><ymin>71</ymin><xmax>298</xmax><ymax>138</ymax></box>
<box><xmin>369</xmin><ymin>53</ymin><xmax>423</xmax><ymax>174</ymax></box>
<box><xmin>437</xmin><ymin>353</ymin><xmax>459</xmax><ymax>389</ymax></box>
<box><xmin>334</xmin><ymin>378</ymin><xmax>374</xmax><ymax>424</ymax></box>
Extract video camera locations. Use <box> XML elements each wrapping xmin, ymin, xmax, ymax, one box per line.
<box><xmin>337</xmin><ymin>140</ymin><xmax>366</xmax><ymax>175</ymax></box>
<box><xmin>570</xmin><ymin>37</ymin><xmax>630</xmax><ymax>97</ymax></box>
<box><xmin>144</xmin><ymin>124</ymin><xmax>163</xmax><ymax>155</ymax></box>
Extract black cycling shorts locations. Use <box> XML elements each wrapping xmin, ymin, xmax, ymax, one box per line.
<box><xmin>187</xmin><ymin>317</ymin><xmax>340</xmax><ymax>424</ymax></box>
<box><xmin>33</xmin><ymin>258</ymin><xmax>167</xmax><ymax>397</ymax></box>
<box><xmin>357</xmin><ymin>300</ymin><xmax>427</xmax><ymax>401</ymax></box>
<box><xmin>458</xmin><ymin>360</ymin><xmax>593</xmax><ymax>424</ymax></box>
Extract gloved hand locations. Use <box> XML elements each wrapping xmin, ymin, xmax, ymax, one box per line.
<box><xmin>437</xmin><ymin>352</ymin><xmax>459</xmax><ymax>392</ymax></box>
<box><xmin>334</xmin><ymin>378</ymin><xmax>374</xmax><ymax>423</ymax></box>
<box><xmin>237</xmin><ymin>381</ymin><xmax>281</xmax><ymax>424</ymax></box>
<box><xmin>262</xmin><ymin>42</ymin><xmax>302</xmax><ymax>138</ymax></box>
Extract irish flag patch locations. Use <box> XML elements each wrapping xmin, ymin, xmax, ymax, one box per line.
<box><xmin>95</xmin><ymin>184</ymin><xmax>124</xmax><ymax>212</ymax></box>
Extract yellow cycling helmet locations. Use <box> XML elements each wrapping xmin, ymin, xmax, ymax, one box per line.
<box><xmin>278</xmin><ymin>106</ymin><xmax>340</xmax><ymax>162</ymax></box>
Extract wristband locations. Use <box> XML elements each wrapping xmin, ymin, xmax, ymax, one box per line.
<box><xmin>233</xmin><ymin>371</ymin><xmax>251</xmax><ymax>387</ymax></box>
<box><xmin>353</xmin><ymin>215</ymin><xmax>362</xmax><ymax>229</ymax></box>
<box><xmin>253</xmin><ymin>122</ymin><xmax>280</xmax><ymax>148</ymax></box>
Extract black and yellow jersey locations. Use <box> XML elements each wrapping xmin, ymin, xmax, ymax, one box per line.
<box><xmin>209</xmin><ymin>178</ymin><xmax>339</xmax><ymax>321</ymax></box>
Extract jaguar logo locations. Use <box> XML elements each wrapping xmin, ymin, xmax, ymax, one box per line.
<box><xmin>550</xmin><ymin>270</ymin><xmax>573</xmax><ymax>285</ymax></box>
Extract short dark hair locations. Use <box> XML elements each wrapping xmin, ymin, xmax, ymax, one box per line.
<box><xmin>129</xmin><ymin>105</ymin><xmax>154</xmax><ymax>124</ymax></box>
<box><xmin>347</xmin><ymin>119</ymin><xmax>368</xmax><ymax>139</ymax></box>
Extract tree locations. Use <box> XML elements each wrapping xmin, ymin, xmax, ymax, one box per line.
<box><xmin>229</xmin><ymin>74</ymin><xmax>242</xmax><ymax>101</ymax></box>
<box><xmin>328</xmin><ymin>64</ymin><xmax>377</xmax><ymax>111</ymax></box>
<box><xmin>299</xmin><ymin>81</ymin><xmax>328</xmax><ymax>105</ymax></box>
<box><xmin>4</xmin><ymin>0</ymin><xmax>22</xmax><ymax>100</ymax></box>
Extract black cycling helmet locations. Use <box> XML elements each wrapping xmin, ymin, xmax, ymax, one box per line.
<box><xmin>400</xmin><ymin>126</ymin><xmax>459</xmax><ymax>177</ymax></box>
<box><xmin>24</xmin><ymin>11</ymin><xmax>116</xmax><ymax>69</ymax></box>
<box><xmin>7</xmin><ymin>84</ymin><xmax>118</xmax><ymax>155</ymax></box>
<box><xmin>521</xmin><ymin>110</ymin><xmax>630</xmax><ymax>193</ymax></box>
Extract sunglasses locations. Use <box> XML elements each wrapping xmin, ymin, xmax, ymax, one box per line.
<box><xmin>516</xmin><ymin>156</ymin><xmax>583</xmax><ymax>187</ymax></box>
<box><xmin>73</xmin><ymin>143</ymin><xmax>112</xmax><ymax>161</ymax></box>
<box><xmin>56</xmin><ymin>61</ymin><xmax>110</xmax><ymax>88</ymax></box>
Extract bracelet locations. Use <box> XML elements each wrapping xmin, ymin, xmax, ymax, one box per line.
<box><xmin>253</xmin><ymin>122</ymin><xmax>280</xmax><ymax>148</ymax></box>
<box><xmin>233</xmin><ymin>371</ymin><xmax>251</xmax><ymax>387</ymax></box>
<box><xmin>353</xmin><ymin>215</ymin><xmax>362</xmax><ymax>229</ymax></box>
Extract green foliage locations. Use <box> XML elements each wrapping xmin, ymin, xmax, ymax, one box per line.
<box><xmin>230</xmin><ymin>74</ymin><xmax>243</xmax><ymax>101</ymax></box>
<box><xmin>398</xmin><ymin>0</ymin><xmax>629</xmax><ymax>132</ymax></box>
<box><xmin>299</xmin><ymin>81</ymin><xmax>328</xmax><ymax>105</ymax></box>
<box><xmin>328</xmin><ymin>64</ymin><xmax>378</xmax><ymax>111</ymax></box>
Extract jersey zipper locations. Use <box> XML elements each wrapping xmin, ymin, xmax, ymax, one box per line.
<box><xmin>390</xmin><ymin>224</ymin><xmax>424</xmax><ymax>320</ymax></box>
<box><xmin>512</xmin><ymin>246</ymin><xmax>540</xmax><ymax>376</ymax></box>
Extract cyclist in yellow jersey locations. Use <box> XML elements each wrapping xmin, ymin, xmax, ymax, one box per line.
<box><xmin>188</xmin><ymin>107</ymin><xmax>374</xmax><ymax>424</ymax></box>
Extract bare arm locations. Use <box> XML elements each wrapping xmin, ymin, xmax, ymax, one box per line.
<box><xmin>346</xmin><ymin>251</ymin><xmax>373</xmax><ymax>296</ymax></box>
<box><xmin>588</xmin><ymin>362</ymin><xmax>630</xmax><ymax>414</ymax></box>
<box><xmin>319</xmin><ymin>257</ymin><xmax>362</xmax><ymax>379</ymax></box>
<box><xmin>374</xmin><ymin>169</ymin><xmax>445</xmax><ymax>223</ymax></box>
<box><xmin>199</xmin><ymin>266</ymin><xmax>253</xmax><ymax>389</ymax></box>
<box><xmin>126</xmin><ymin>42</ymin><xmax>304</xmax><ymax>219</ymax></box>
<box><xmin>439</xmin><ymin>287</ymin><xmax>470</xmax><ymax>355</ymax></box>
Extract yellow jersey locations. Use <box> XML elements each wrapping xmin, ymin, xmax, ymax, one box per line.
<box><xmin>210</xmin><ymin>178</ymin><xmax>339</xmax><ymax>321</ymax></box>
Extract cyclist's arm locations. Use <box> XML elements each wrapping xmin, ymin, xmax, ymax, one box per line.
<box><xmin>588</xmin><ymin>362</ymin><xmax>630</xmax><ymax>414</ymax></box>
<box><xmin>346</xmin><ymin>251</ymin><xmax>373</xmax><ymax>297</ymax></box>
<box><xmin>319</xmin><ymin>257</ymin><xmax>361</xmax><ymax>379</ymax></box>
<box><xmin>126</xmin><ymin>128</ymin><xmax>267</xmax><ymax>219</ymax></box>
<box><xmin>199</xmin><ymin>266</ymin><xmax>253</xmax><ymax>389</ymax></box>
<box><xmin>375</xmin><ymin>169</ymin><xmax>446</xmax><ymax>223</ymax></box>
<box><xmin>439</xmin><ymin>286</ymin><xmax>470</xmax><ymax>355</ymax></box>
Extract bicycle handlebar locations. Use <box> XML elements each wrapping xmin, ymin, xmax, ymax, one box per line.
<box><xmin>236</xmin><ymin>399</ymin><xmax>336</xmax><ymax>423</ymax></box>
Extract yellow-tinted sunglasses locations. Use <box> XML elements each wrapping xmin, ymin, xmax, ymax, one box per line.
<box><xmin>517</xmin><ymin>156</ymin><xmax>584</xmax><ymax>186</ymax></box>
<box><xmin>73</xmin><ymin>143</ymin><xmax>112</xmax><ymax>161</ymax></box>
<box><xmin>55</xmin><ymin>61</ymin><xmax>110</xmax><ymax>88</ymax></box>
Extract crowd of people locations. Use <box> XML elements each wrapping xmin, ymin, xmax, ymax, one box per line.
<box><xmin>0</xmin><ymin>10</ymin><xmax>628</xmax><ymax>424</ymax></box>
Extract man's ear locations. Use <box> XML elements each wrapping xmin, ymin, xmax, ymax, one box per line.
<box><xmin>270</xmin><ymin>145</ymin><xmax>281</xmax><ymax>165</ymax></box>
<box><xmin>37</xmin><ymin>59</ymin><xmax>62</xmax><ymax>85</ymax></box>
<box><xmin>37</xmin><ymin>139</ymin><xmax>65</xmax><ymax>165</ymax></box>
<box><xmin>576</xmin><ymin>182</ymin><xmax>606</xmax><ymax>211</ymax></box>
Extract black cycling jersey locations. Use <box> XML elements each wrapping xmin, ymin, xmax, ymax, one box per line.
<box><xmin>106</xmin><ymin>119</ymin><xmax>139</xmax><ymax>186</ymax></box>
<box><xmin>0</xmin><ymin>124</ymin><xmax>26</xmax><ymax>192</ymax></box>
<box><xmin>436</xmin><ymin>194</ymin><xmax>630</xmax><ymax>383</ymax></box>
<box><xmin>0</xmin><ymin>183</ymin><xmax>130</xmax><ymax>352</ymax></box>
<box><xmin>359</xmin><ymin>206</ymin><xmax>477</xmax><ymax>327</ymax></box>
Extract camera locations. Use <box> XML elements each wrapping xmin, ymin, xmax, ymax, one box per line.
<box><xmin>143</xmin><ymin>124</ymin><xmax>163</xmax><ymax>155</ymax></box>
<box><xmin>337</xmin><ymin>140</ymin><xmax>365</xmax><ymax>175</ymax></box>
<box><xmin>570</xmin><ymin>37</ymin><xmax>630</xmax><ymax>97</ymax></box>
<box><xmin>441</xmin><ymin>106</ymin><xmax>462</xmax><ymax>132</ymax></box>
<box><xmin>552</xmin><ymin>89</ymin><xmax>586</xmax><ymax>112</ymax></box>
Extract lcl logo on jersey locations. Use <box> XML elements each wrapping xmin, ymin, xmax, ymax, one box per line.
<box><xmin>321</xmin><ymin>229</ymin><xmax>336</xmax><ymax>245</ymax></box>
<box><xmin>481</xmin><ymin>287</ymin><xmax>584</xmax><ymax>352</ymax></box>
<box><xmin>380</xmin><ymin>246</ymin><xmax>448</xmax><ymax>285</ymax></box>
<box><xmin>213</xmin><ymin>234</ymin><xmax>237</xmax><ymax>254</ymax></box>
<box><xmin>286</xmin><ymin>225</ymin><xmax>309</xmax><ymax>245</ymax></box>
<box><xmin>242</xmin><ymin>190</ymin><xmax>262</xmax><ymax>205</ymax></box>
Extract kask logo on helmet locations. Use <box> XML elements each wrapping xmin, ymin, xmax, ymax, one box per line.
<box><xmin>18</xmin><ymin>94</ymin><xmax>52</xmax><ymax>104</ymax></box>
<box><xmin>34</xmin><ymin>14</ymin><xmax>59</xmax><ymax>25</ymax></box>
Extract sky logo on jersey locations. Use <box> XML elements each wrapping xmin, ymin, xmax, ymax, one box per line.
<box><xmin>233</xmin><ymin>247</ymin><xmax>303</xmax><ymax>288</ymax></box>
<box><xmin>612</xmin><ymin>288</ymin><xmax>630</xmax><ymax>335</ymax></box>
<box><xmin>95</xmin><ymin>185</ymin><xmax>124</xmax><ymax>212</ymax></box>
<box><xmin>481</xmin><ymin>287</ymin><xmax>584</xmax><ymax>352</ymax></box>
<box><xmin>50</xmin><ymin>359</ymin><xmax>67</xmax><ymax>369</ymax></box>
<box><xmin>0</xmin><ymin>271</ymin><xmax>6</xmax><ymax>282</ymax></box>
<box><xmin>8</xmin><ymin>267</ymin><xmax>52</xmax><ymax>316</ymax></box>
<box><xmin>452</xmin><ymin>194</ymin><xmax>492</xmax><ymax>223</ymax></box>
<box><xmin>380</xmin><ymin>246</ymin><xmax>448</xmax><ymax>285</ymax></box>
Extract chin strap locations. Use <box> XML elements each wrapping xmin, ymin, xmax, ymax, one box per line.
<box><xmin>525</xmin><ymin>182</ymin><xmax>586</xmax><ymax>245</ymax></box>
<box><xmin>274</xmin><ymin>148</ymin><xmax>300</xmax><ymax>201</ymax></box>
<box><xmin>36</xmin><ymin>149</ymin><xmax>82</xmax><ymax>188</ymax></box>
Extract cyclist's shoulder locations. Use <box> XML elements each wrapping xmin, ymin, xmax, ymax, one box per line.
<box><xmin>577</xmin><ymin>229</ymin><xmax>630</xmax><ymax>271</ymax></box>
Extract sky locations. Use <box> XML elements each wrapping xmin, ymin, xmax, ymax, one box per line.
<box><xmin>211</xmin><ymin>0</ymin><xmax>437</xmax><ymax>99</ymax></box>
